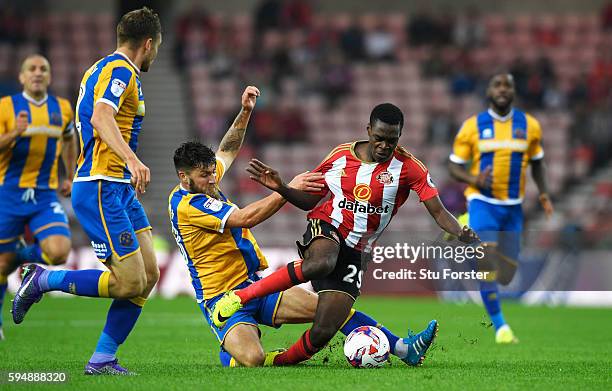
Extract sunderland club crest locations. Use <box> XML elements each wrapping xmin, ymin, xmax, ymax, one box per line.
<box><xmin>376</xmin><ymin>171</ymin><xmax>394</xmax><ymax>185</ymax></box>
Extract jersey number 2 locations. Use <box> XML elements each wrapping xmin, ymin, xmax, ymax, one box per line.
<box><xmin>343</xmin><ymin>264</ymin><xmax>363</xmax><ymax>288</ymax></box>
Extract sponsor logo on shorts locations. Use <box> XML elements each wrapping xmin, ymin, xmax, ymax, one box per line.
<box><xmin>119</xmin><ymin>231</ymin><xmax>134</xmax><ymax>247</ymax></box>
<box><xmin>91</xmin><ymin>241</ymin><xmax>107</xmax><ymax>257</ymax></box>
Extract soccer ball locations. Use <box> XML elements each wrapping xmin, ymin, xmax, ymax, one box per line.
<box><xmin>343</xmin><ymin>326</ymin><xmax>390</xmax><ymax>368</ymax></box>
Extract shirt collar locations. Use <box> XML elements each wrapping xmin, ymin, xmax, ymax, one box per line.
<box><xmin>22</xmin><ymin>91</ymin><xmax>48</xmax><ymax>106</ymax></box>
<box><xmin>488</xmin><ymin>108</ymin><xmax>514</xmax><ymax>122</ymax></box>
<box><xmin>114</xmin><ymin>51</ymin><xmax>141</xmax><ymax>74</ymax></box>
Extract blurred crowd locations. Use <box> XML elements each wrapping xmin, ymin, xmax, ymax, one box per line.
<box><xmin>172</xmin><ymin>0</ymin><xmax>612</xmax><ymax>247</ymax></box>
<box><xmin>0</xmin><ymin>1</ymin><xmax>610</xmax><ymax>246</ymax></box>
<box><xmin>0</xmin><ymin>2</ymin><xmax>50</xmax><ymax>95</ymax></box>
<box><xmin>175</xmin><ymin>0</ymin><xmax>612</xmax><ymax>173</ymax></box>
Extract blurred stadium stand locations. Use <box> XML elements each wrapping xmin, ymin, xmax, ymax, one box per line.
<box><xmin>0</xmin><ymin>0</ymin><xmax>610</xmax><ymax>250</ymax></box>
<box><xmin>174</xmin><ymin>2</ymin><xmax>612</xmax><ymax>246</ymax></box>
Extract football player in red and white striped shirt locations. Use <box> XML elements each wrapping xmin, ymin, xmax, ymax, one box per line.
<box><xmin>213</xmin><ymin>103</ymin><xmax>478</xmax><ymax>366</ymax></box>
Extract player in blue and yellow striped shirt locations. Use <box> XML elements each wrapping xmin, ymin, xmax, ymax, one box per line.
<box><xmin>0</xmin><ymin>54</ymin><xmax>77</xmax><ymax>339</ymax></box>
<box><xmin>13</xmin><ymin>8</ymin><xmax>162</xmax><ymax>375</ymax></box>
<box><xmin>168</xmin><ymin>86</ymin><xmax>310</xmax><ymax>366</ymax></box>
<box><xmin>449</xmin><ymin>73</ymin><xmax>554</xmax><ymax>344</ymax></box>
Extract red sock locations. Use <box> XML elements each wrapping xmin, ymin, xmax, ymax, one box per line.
<box><xmin>236</xmin><ymin>260</ymin><xmax>305</xmax><ymax>304</ymax></box>
<box><xmin>273</xmin><ymin>329</ymin><xmax>321</xmax><ymax>366</ymax></box>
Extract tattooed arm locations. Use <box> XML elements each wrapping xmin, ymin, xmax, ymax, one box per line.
<box><xmin>216</xmin><ymin>85</ymin><xmax>260</xmax><ymax>171</ymax></box>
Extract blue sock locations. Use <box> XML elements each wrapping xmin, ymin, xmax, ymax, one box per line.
<box><xmin>480</xmin><ymin>282</ymin><xmax>506</xmax><ymax>330</ymax></box>
<box><xmin>90</xmin><ymin>332</ymin><xmax>118</xmax><ymax>363</ymax></box>
<box><xmin>15</xmin><ymin>244</ymin><xmax>49</xmax><ymax>266</ymax></box>
<box><xmin>39</xmin><ymin>269</ymin><xmax>103</xmax><ymax>297</ymax></box>
<box><xmin>90</xmin><ymin>299</ymin><xmax>143</xmax><ymax>363</ymax></box>
<box><xmin>219</xmin><ymin>350</ymin><xmax>232</xmax><ymax>367</ymax></box>
<box><xmin>340</xmin><ymin>310</ymin><xmax>400</xmax><ymax>355</ymax></box>
<box><xmin>0</xmin><ymin>280</ymin><xmax>7</xmax><ymax>327</ymax></box>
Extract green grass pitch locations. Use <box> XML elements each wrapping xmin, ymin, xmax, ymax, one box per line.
<box><xmin>1</xmin><ymin>295</ymin><xmax>611</xmax><ymax>390</ymax></box>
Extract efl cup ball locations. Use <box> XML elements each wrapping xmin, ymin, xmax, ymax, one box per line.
<box><xmin>343</xmin><ymin>326</ymin><xmax>390</xmax><ymax>368</ymax></box>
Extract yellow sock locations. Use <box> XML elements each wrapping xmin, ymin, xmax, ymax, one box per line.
<box><xmin>97</xmin><ymin>271</ymin><xmax>111</xmax><ymax>297</ymax></box>
<box><xmin>129</xmin><ymin>296</ymin><xmax>147</xmax><ymax>307</ymax></box>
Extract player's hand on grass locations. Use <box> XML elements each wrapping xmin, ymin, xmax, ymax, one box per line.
<box><xmin>474</xmin><ymin>165</ymin><xmax>492</xmax><ymax>190</ymax></box>
<box><xmin>127</xmin><ymin>156</ymin><xmax>150</xmax><ymax>195</ymax></box>
<box><xmin>59</xmin><ymin>179</ymin><xmax>73</xmax><ymax>197</ymax></box>
<box><xmin>287</xmin><ymin>171</ymin><xmax>325</xmax><ymax>192</ymax></box>
<box><xmin>539</xmin><ymin>193</ymin><xmax>554</xmax><ymax>219</ymax></box>
<box><xmin>241</xmin><ymin>86</ymin><xmax>260</xmax><ymax>112</ymax></box>
<box><xmin>458</xmin><ymin>225</ymin><xmax>479</xmax><ymax>244</ymax></box>
<box><xmin>14</xmin><ymin>111</ymin><xmax>28</xmax><ymax>136</ymax></box>
<box><xmin>247</xmin><ymin>158</ymin><xmax>283</xmax><ymax>191</ymax></box>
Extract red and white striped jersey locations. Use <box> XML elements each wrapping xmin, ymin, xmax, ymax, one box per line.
<box><xmin>307</xmin><ymin>141</ymin><xmax>438</xmax><ymax>253</ymax></box>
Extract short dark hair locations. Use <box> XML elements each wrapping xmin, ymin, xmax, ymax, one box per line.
<box><xmin>370</xmin><ymin>103</ymin><xmax>404</xmax><ymax>130</ymax></box>
<box><xmin>173</xmin><ymin>141</ymin><xmax>216</xmax><ymax>173</ymax></box>
<box><xmin>488</xmin><ymin>72</ymin><xmax>514</xmax><ymax>85</ymax></box>
<box><xmin>117</xmin><ymin>7</ymin><xmax>161</xmax><ymax>48</ymax></box>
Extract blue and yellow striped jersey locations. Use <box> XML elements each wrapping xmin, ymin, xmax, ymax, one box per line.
<box><xmin>74</xmin><ymin>52</ymin><xmax>145</xmax><ymax>183</ymax></box>
<box><xmin>168</xmin><ymin>158</ymin><xmax>268</xmax><ymax>301</ymax></box>
<box><xmin>0</xmin><ymin>92</ymin><xmax>74</xmax><ymax>190</ymax></box>
<box><xmin>450</xmin><ymin>108</ymin><xmax>544</xmax><ymax>205</ymax></box>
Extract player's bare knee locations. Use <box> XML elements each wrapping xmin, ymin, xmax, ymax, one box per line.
<box><xmin>41</xmin><ymin>238</ymin><xmax>71</xmax><ymax>265</ymax></box>
<box><xmin>115</xmin><ymin>274</ymin><xmax>146</xmax><ymax>298</ymax></box>
<box><xmin>119</xmin><ymin>281</ymin><xmax>144</xmax><ymax>298</ymax></box>
<box><xmin>137</xmin><ymin>273</ymin><xmax>147</xmax><ymax>295</ymax></box>
<box><xmin>43</xmin><ymin>250</ymin><xmax>69</xmax><ymax>265</ymax></box>
<box><xmin>310</xmin><ymin>324</ymin><xmax>337</xmax><ymax>348</ymax></box>
<box><xmin>144</xmin><ymin>266</ymin><xmax>160</xmax><ymax>293</ymax></box>
<box><xmin>240</xmin><ymin>349</ymin><xmax>265</xmax><ymax>367</ymax></box>
<box><xmin>146</xmin><ymin>265</ymin><xmax>160</xmax><ymax>286</ymax></box>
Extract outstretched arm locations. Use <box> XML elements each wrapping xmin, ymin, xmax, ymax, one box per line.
<box><xmin>423</xmin><ymin>195</ymin><xmax>479</xmax><ymax>243</ymax></box>
<box><xmin>226</xmin><ymin>170</ymin><xmax>324</xmax><ymax>228</ymax></box>
<box><xmin>448</xmin><ymin>160</ymin><xmax>492</xmax><ymax>191</ymax></box>
<box><xmin>247</xmin><ymin>159</ymin><xmax>324</xmax><ymax>211</ymax></box>
<box><xmin>225</xmin><ymin>192</ymin><xmax>285</xmax><ymax>229</ymax></box>
<box><xmin>216</xmin><ymin>86</ymin><xmax>260</xmax><ymax>171</ymax></box>
<box><xmin>530</xmin><ymin>159</ymin><xmax>554</xmax><ymax>218</ymax></box>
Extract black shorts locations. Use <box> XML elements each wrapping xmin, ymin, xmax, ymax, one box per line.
<box><xmin>296</xmin><ymin>219</ymin><xmax>364</xmax><ymax>300</ymax></box>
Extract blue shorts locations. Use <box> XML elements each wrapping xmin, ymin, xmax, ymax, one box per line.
<box><xmin>200</xmin><ymin>280</ymin><xmax>283</xmax><ymax>346</ymax></box>
<box><xmin>0</xmin><ymin>187</ymin><xmax>70</xmax><ymax>253</ymax></box>
<box><xmin>468</xmin><ymin>199</ymin><xmax>522</xmax><ymax>260</ymax></box>
<box><xmin>72</xmin><ymin>180</ymin><xmax>151</xmax><ymax>261</ymax></box>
